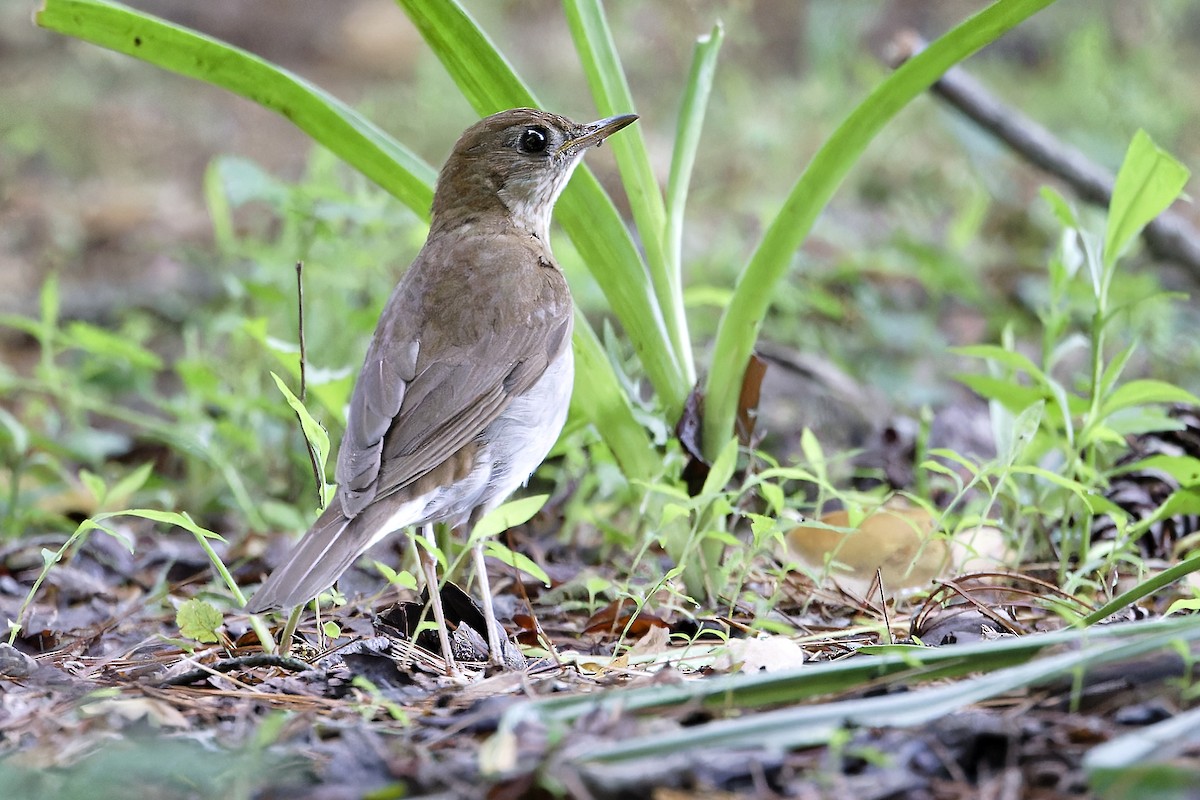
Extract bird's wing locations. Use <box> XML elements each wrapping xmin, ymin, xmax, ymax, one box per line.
<box><xmin>335</xmin><ymin>234</ymin><xmax>572</xmax><ymax>519</ymax></box>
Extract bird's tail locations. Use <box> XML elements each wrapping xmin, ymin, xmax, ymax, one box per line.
<box><xmin>246</xmin><ymin>501</ymin><xmax>383</xmax><ymax>613</ymax></box>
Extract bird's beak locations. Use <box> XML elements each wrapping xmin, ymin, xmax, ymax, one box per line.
<box><xmin>560</xmin><ymin>113</ymin><xmax>639</xmax><ymax>154</ymax></box>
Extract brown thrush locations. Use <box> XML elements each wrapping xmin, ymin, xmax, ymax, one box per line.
<box><xmin>247</xmin><ymin>108</ymin><xmax>638</xmax><ymax>672</ymax></box>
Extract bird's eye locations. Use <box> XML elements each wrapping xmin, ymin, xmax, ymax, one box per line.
<box><xmin>517</xmin><ymin>126</ymin><xmax>550</xmax><ymax>155</ymax></box>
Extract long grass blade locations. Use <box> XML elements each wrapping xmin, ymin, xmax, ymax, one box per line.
<box><xmin>700</xmin><ymin>0</ymin><xmax>1057</xmax><ymax>460</ymax></box>
<box><xmin>563</xmin><ymin>0</ymin><xmax>693</xmax><ymax>386</ymax></box>
<box><xmin>665</xmin><ymin>22</ymin><xmax>723</xmax><ymax>322</ymax></box>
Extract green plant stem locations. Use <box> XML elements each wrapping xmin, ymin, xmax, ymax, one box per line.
<box><xmin>1084</xmin><ymin>305</ymin><xmax>1107</xmax><ymax>476</ymax></box>
<box><xmin>246</xmin><ymin>616</ymin><xmax>277</xmax><ymax>655</ymax></box>
<box><xmin>276</xmin><ymin>605</ymin><xmax>304</xmax><ymax>657</ymax></box>
<box><xmin>9</xmin><ymin>537</ymin><xmax>71</xmax><ymax>644</ymax></box>
<box><xmin>700</xmin><ymin>0</ymin><xmax>1058</xmax><ymax>461</ymax></box>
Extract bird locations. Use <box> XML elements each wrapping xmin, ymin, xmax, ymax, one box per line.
<box><xmin>247</xmin><ymin>108</ymin><xmax>639</xmax><ymax>673</ymax></box>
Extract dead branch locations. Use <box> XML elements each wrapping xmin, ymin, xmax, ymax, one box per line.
<box><xmin>888</xmin><ymin>30</ymin><xmax>1200</xmax><ymax>277</ymax></box>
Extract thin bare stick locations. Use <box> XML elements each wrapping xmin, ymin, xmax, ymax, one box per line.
<box><xmin>295</xmin><ymin>261</ymin><xmax>308</xmax><ymax>401</ymax></box>
<box><xmin>292</xmin><ymin>260</ymin><xmax>324</xmax><ymax>506</ymax></box>
<box><xmin>158</xmin><ymin>652</ymin><xmax>314</xmax><ymax>687</ymax></box>
<box><xmin>876</xmin><ymin>568</ymin><xmax>894</xmax><ymax>645</ymax></box>
<box><xmin>888</xmin><ymin>31</ymin><xmax>1200</xmax><ymax>276</ymax></box>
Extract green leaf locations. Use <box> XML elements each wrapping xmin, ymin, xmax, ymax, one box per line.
<box><xmin>1155</xmin><ymin>486</ymin><xmax>1200</xmax><ymax>518</ymax></box>
<box><xmin>664</xmin><ymin>22</ymin><xmax>723</xmax><ymax>367</ymax></box>
<box><xmin>176</xmin><ymin>598</ymin><xmax>223</xmax><ymax>643</ymax></box>
<box><xmin>211</xmin><ymin>155</ymin><xmax>289</xmax><ymax>208</ymax></box>
<box><xmin>799</xmin><ymin>429</ymin><xmax>828</xmax><ymax>478</ymax></box>
<box><xmin>0</xmin><ymin>407</ymin><xmax>29</xmax><ymax>457</ymax></box>
<box><xmin>483</xmin><ymin>540</ymin><xmax>551</xmax><ymax>587</ymax></box>
<box><xmin>93</xmin><ymin>508</ymin><xmax>218</xmax><ymax>538</ymax></box>
<box><xmin>1099</xmin><ymin>380</ymin><xmax>1200</xmax><ymax>419</ymax></box>
<box><xmin>996</xmin><ymin>401</ymin><xmax>1044</xmax><ymax>464</ymax></box>
<box><xmin>701</xmin><ymin>437</ymin><xmax>739</xmax><ymax>496</ymax></box>
<box><xmin>1009</xmin><ymin>465</ymin><xmax>1093</xmax><ymax>499</ymax></box>
<box><xmin>955</xmin><ymin>374</ymin><xmax>1050</xmax><ymax>413</ymax></box>
<box><xmin>701</xmin><ymin>0</ymin><xmax>1058</xmax><ymax>460</ymax></box>
<box><xmin>79</xmin><ymin>470</ymin><xmax>108</xmax><ymax>506</ymax></box>
<box><xmin>1112</xmin><ymin>454</ymin><xmax>1200</xmax><ymax>486</ymax></box>
<box><xmin>952</xmin><ymin>344</ymin><xmax>1048</xmax><ymax>384</ymax></box>
<box><xmin>747</xmin><ymin>513</ymin><xmax>780</xmax><ymax>544</ymax></box>
<box><xmin>65</xmin><ymin>322</ymin><xmax>163</xmax><ymax>370</ymax></box>
<box><xmin>1104</xmin><ymin>129</ymin><xmax>1191</xmax><ymax>268</ymax></box>
<box><xmin>569</xmin><ymin>314</ymin><xmax>658</xmax><ymax>481</ymax></box>
<box><xmin>660</xmin><ymin>502</ymin><xmax>692</xmax><ymax>527</ymax></box>
<box><xmin>108</xmin><ymin>462</ymin><xmax>155</xmax><ymax>507</ymax></box>
<box><xmin>758</xmin><ymin>480</ymin><xmax>785</xmax><ymax>515</ymax></box>
<box><xmin>1092</xmin><ymin>408</ymin><xmax>1185</xmax><ymax>440</ymax></box>
<box><xmin>1040</xmin><ymin>185</ymin><xmax>1078</xmax><ymax>228</ymax></box>
<box><xmin>470</xmin><ymin>495</ymin><xmax>549</xmax><ymax>542</ymax></box>
<box><xmin>0</xmin><ymin>313</ymin><xmax>44</xmax><ymax>340</ymax></box>
<box><xmin>270</xmin><ymin>372</ymin><xmax>331</xmax><ymax>503</ymax></box>
<box><xmin>702</xmin><ymin>529</ymin><xmax>740</xmax><ymax>548</ymax></box>
<box><xmin>373</xmin><ymin>560</ymin><xmax>418</xmax><ymax>591</ymax></box>
<box><xmin>91</xmin><ymin>509</ymin><xmax>246</xmax><ymax>605</ymax></box>
<box><xmin>1165</xmin><ymin>597</ymin><xmax>1200</xmax><ymax>616</ymax></box>
<box><xmin>1080</xmin><ymin>492</ymin><xmax>1130</xmax><ymax>523</ymax></box>
<box><xmin>1097</xmin><ymin>342</ymin><xmax>1137</xmax><ymax>398</ymax></box>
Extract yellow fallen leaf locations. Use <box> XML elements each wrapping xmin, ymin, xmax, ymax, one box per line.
<box><xmin>786</xmin><ymin>505</ymin><xmax>947</xmax><ymax>593</ymax></box>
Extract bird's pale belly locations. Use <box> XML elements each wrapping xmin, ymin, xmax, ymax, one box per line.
<box><xmin>370</xmin><ymin>349</ymin><xmax>573</xmax><ymax>542</ymax></box>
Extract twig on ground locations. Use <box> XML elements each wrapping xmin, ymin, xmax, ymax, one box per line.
<box><xmin>158</xmin><ymin>652</ymin><xmax>314</xmax><ymax>687</ymax></box>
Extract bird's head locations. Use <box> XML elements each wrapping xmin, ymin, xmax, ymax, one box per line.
<box><xmin>432</xmin><ymin>108</ymin><xmax>638</xmax><ymax>240</ymax></box>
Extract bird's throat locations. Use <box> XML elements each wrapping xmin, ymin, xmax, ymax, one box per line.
<box><xmin>498</xmin><ymin>156</ymin><xmax>582</xmax><ymax>243</ymax></box>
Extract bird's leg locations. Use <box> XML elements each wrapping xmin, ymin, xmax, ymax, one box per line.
<box><xmin>419</xmin><ymin>523</ymin><xmax>458</xmax><ymax>675</ymax></box>
<box><xmin>472</xmin><ymin>542</ymin><xmax>506</xmax><ymax>666</ymax></box>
